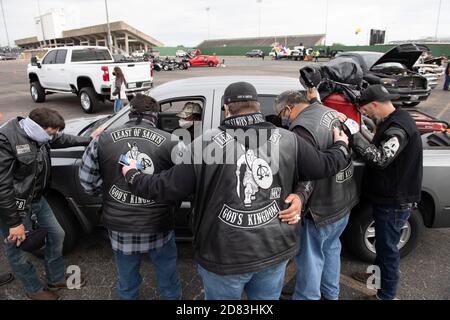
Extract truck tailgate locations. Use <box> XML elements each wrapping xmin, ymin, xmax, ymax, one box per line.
<box><xmin>110</xmin><ymin>62</ymin><xmax>152</xmax><ymax>89</ymax></box>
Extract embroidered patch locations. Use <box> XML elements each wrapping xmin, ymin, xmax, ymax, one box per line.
<box><xmin>16</xmin><ymin>144</ymin><xmax>31</xmax><ymax>155</ymax></box>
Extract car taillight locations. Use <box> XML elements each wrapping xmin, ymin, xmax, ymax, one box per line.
<box><xmin>101</xmin><ymin>66</ymin><xmax>110</xmax><ymax>82</ymax></box>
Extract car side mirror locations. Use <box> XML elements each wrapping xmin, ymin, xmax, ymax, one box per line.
<box><xmin>31</xmin><ymin>56</ymin><xmax>41</xmax><ymax>68</ymax></box>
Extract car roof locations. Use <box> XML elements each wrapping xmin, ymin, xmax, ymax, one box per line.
<box><xmin>338</xmin><ymin>51</ymin><xmax>383</xmax><ymax>55</ymax></box>
<box><xmin>48</xmin><ymin>46</ymin><xmax>109</xmax><ymax>50</ymax></box>
<box><xmin>150</xmin><ymin>76</ymin><xmax>302</xmax><ymax>98</ymax></box>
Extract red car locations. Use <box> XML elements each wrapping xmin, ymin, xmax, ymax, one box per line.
<box><xmin>188</xmin><ymin>55</ymin><xmax>219</xmax><ymax>67</ymax></box>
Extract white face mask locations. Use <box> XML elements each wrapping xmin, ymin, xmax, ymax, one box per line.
<box><xmin>179</xmin><ymin>119</ymin><xmax>194</xmax><ymax>129</ymax></box>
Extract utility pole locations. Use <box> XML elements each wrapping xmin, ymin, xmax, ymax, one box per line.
<box><xmin>36</xmin><ymin>0</ymin><xmax>46</xmax><ymax>46</ymax></box>
<box><xmin>206</xmin><ymin>7</ymin><xmax>210</xmax><ymax>41</ymax></box>
<box><xmin>434</xmin><ymin>0</ymin><xmax>442</xmax><ymax>41</ymax></box>
<box><xmin>0</xmin><ymin>0</ymin><xmax>10</xmax><ymax>47</ymax></box>
<box><xmin>257</xmin><ymin>0</ymin><xmax>262</xmax><ymax>38</ymax></box>
<box><xmin>104</xmin><ymin>0</ymin><xmax>112</xmax><ymax>51</ymax></box>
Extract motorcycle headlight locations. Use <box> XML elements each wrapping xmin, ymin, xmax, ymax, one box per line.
<box><xmin>381</xmin><ymin>78</ymin><xmax>397</xmax><ymax>87</ymax></box>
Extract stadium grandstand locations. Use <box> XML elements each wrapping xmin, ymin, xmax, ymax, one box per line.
<box><xmin>197</xmin><ymin>34</ymin><xmax>325</xmax><ymax>48</ymax></box>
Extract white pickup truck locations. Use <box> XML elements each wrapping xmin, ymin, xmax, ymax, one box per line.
<box><xmin>27</xmin><ymin>46</ymin><xmax>153</xmax><ymax>113</ymax></box>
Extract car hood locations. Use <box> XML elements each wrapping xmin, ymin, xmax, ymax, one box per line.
<box><xmin>371</xmin><ymin>43</ymin><xmax>429</xmax><ymax>70</ymax></box>
<box><xmin>64</xmin><ymin>115</ymin><xmax>109</xmax><ymax>136</ymax></box>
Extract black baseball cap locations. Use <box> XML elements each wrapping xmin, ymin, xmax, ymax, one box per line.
<box><xmin>358</xmin><ymin>85</ymin><xmax>400</xmax><ymax>107</ymax></box>
<box><xmin>223</xmin><ymin>82</ymin><xmax>258</xmax><ymax>106</ymax></box>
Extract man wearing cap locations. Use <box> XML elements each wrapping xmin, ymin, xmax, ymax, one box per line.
<box><xmin>0</xmin><ymin>107</ymin><xmax>101</xmax><ymax>300</ymax></box>
<box><xmin>274</xmin><ymin>88</ymin><xmax>358</xmax><ymax>300</ymax></box>
<box><xmin>120</xmin><ymin>81</ymin><xmax>352</xmax><ymax>300</ymax></box>
<box><xmin>176</xmin><ymin>102</ymin><xmax>203</xmax><ymax>140</ymax></box>
<box><xmin>79</xmin><ymin>93</ymin><xmax>182</xmax><ymax>300</ymax></box>
<box><xmin>350</xmin><ymin>85</ymin><xmax>423</xmax><ymax>300</ymax></box>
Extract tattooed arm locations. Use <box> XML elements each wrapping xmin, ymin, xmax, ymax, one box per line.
<box><xmin>352</xmin><ymin>125</ymin><xmax>409</xmax><ymax>169</ymax></box>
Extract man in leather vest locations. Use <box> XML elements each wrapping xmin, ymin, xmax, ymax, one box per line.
<box><xmin>0</xmin><ymin>108</ymin><xmax>101</xmax><ymax>300</ymax></box>
<box><xmin>79</xmin><ymin>94</ymin><xmax>181</xmax><ymax>300</ymax></box>
<box><xmin>350</xmin><ymin>85</ymin><xmax>423</xmax><ymax>300</ymax></box>
<box><xmin>121</xmin><ymin>82</ymin><xmax>352</xmax><ymax>300</ymax></box>
<box><xmin>274</xmin><ymin>89</ymin><xmax>359</xmax><ymax>300</ymax></box>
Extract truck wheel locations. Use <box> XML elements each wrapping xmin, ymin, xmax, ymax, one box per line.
<box><xmin>402</xmin><ymin>101</ymin><xmax>421</xmax><ymax>107</ymax></box>
<box><xmin>343</xmin><ymin>203</ymin><xmax>424</xmax><ymax>263</ymax></box>
<box><xmin>46</xmin><ymin>193</ymin><xmax>80</xmax><ymax>254</ymax></box>
<box><xmin>30</xmin><ymin>81</ymin><xmax>46</xmax><ymax>103</ymax></box>
<box><xmin>79</xmin><ymin>87</ymin><xmax>99</xmax><ymax>113</ymax></box>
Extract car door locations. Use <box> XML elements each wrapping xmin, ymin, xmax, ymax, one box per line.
<box><xmin>52</xmin><ymin>49</ymin><xmax>71</xmax><ymax>90</ymax></box>
<box><xmin>39</xmin><ymin>50</ymin><xmax>58</xmax><ymax>88</ymax></box>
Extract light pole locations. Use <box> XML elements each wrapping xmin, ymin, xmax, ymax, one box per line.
<box><xmin>0</xmin><ymin>0</ymin><xmax>10</xmax><ymax>48</ymax></box>
<box><xmin>206</xmin><ymin>7</ymin><xmax>210</xmax><ymax>41</ymax></box>
<box><xmin>434</xmin><ymin>0</ymin><xmax>442</xmax><ymax>41</ymax></box>
<box><xmin>324</xmin><ymin>0</ymin><xmax>329</xmax><ymax>46</ymax></box>
<box><xmin>104</xmin><ymin>0</ymin><xmax>113</xmax><ymax>52</ymax></box>
<box><xmin>257</xmin><ymin>0</ymin><xmax>262</xmax><ymax>38</ymax></box>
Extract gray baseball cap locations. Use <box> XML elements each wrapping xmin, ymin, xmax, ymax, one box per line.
<box><xmin>176</xmin><ymin>102</ymin><xmax>202</xmax><ymax>118</ymax></box>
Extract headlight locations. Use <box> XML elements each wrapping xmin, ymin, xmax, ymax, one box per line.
<box><xmin>381</xmin><ymin>78</ymin><xmax>397</xmax><ymax>87</ymax></box>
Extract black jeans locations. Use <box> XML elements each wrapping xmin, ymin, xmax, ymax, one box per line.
<box><xmin>372</xmin><ymin>203</ymin><xmax>411</xmax><ymax>300</ymax></box>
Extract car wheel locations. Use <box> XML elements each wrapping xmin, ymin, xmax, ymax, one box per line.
<box><xmin>343</xmin><ymin>202</ymin><xmax>424</xmax><ymax>263</ymax></box>
<box><xmin>46</xmin><ymin>193</ymin><xmax>80</xmax><ymax>254</ymax></box>
<box><xmin>79</xmin><ymin>87</ymin><xmax>99</xmax><ymax>113</ymax></box>
<box><xmin>402</xmin><ymin>101</ymin><xmax>421</xmax><ymax>107</ymax></box>
<box><xmin>30</xmin><ymin>81</ymin><xmax>46</xmax><ymax>103</ymax></box>
<box><xmin>208</xmin><ymin>62</ymin><xmax>215</xmax><ymax>67</ymax></box>
<box><xmin>163</xmin><ymin>65</ymin><xmax>169</xmax><ymax>71</ymax></box>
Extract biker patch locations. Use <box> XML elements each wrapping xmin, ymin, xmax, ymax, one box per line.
<box><xmin>236</xmin><ymin>148</ymin><xmax>273</xmax><ymax>207</ymax></box>
<box><xmin>110</xmin><ymin>127</ymin><xmax>166</xmax><ymax>146</ymax></box>
<box><xmin>218</xmin><ymin>201</ymin><xmax>281</xmax><ymax>229</ymax></box>
<box><xmin>213</xmin><ymin>131</ymin><xmax>233</xmax><ymax>148</ymax></box>
<box><xmin>109</xmin><ymin>185</ymin><xmax>155</xmax><ymax>206</ymax></box>
<box><xmin>15</xmin><ymin>198</ymin><xmax>27</xmax><ymax>211</ymax></box>
<box><xmin>336</xmin><ymin>163</ymin><xmax>354</xmax><ymax>183</ymax></box>
<box><xmin>320</xmin><ymin>111</ymin><xmax>339</xmax><ymax>129</ymax></box>
<box><xmin>126</xmin><ymin>142</ymin><xmax>154</xmax><ymax>174</ymax></box>
<box><xmin>16</xmin><ymin>144</ymin><xmax>31</xmax><ymax>155</ymax></box>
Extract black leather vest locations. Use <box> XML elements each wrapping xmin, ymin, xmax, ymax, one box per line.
<box><xmin>190</xmin><ymin>124</ymin><xmax>301</xmax><ymax>275</ymax></box>
<box><xmin>290</xmin><ymin>103</ymin><xmax>359</xmax><ymax>226</ymax></box>
<box><xmin>97</xmin><ymin>121</ymin><xmax>178</xmax><ymax>233</ymax></box>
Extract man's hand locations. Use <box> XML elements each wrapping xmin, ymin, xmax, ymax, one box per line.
<box><xmin>121</xmin><ymin>159</ymin><xmax>137</xmax><ymax>177</ymax></box>
<box><xmin>8</xmin><ymin>224</ymin><xmax>26</xmax><ymax>247</ymax></box>
<box><xmin>279</xmin><ymin>194</ymin><xmax>302</xmax><ymax>225</ymax></box>
<box><xmin>90</xmin><ymin>127</ymin><xmax>105</xmax><ymax>140</ymax></box>
<box><xmin>337</xmin><ymin>112</ymin><xmax>348</xmax><ymax>123</ymax></box>
<box><xmin>307</xmin><ymin>87</ymin><xmax>319</xmax><ymax>102</ymax></box>
<box><xmin>333</xmin><ymin>127</ymin><xmax>349</xmax><ymax>145</ymax></box>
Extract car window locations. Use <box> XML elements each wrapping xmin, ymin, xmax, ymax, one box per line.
<box><xmin>360</xmin><ymin>53</ymin><xmax>383</xmax><ymax>68</ymax></box>
<box><xmin>71</xmin><ymin>49</ymin><xmax>112</xmax><ymax>62</ymax></box>
<box><xmin>42</xmin><ymin>50</ymin><xmax>57</xmax><ymax>64</ymax></box>
<box><xmin>55</xmin><ymin>49</ymin><xmax>67</xmax><ymax>64</ymax></box>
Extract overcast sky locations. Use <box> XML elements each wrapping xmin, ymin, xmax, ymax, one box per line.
<box><xmin>0</xmin><ymin>0</ymin><xmax>449</xmax><ymax>47</ymax></box>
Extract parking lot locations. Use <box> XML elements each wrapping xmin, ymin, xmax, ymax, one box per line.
<box><xmin>0</xmin><ymin>57</ymin><xmax>449</xmax><ymax>300</ymax></box>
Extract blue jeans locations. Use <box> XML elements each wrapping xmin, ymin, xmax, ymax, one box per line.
<box><xmin>444</xmin><ymin>74</ymin><xmax>450</xmax><ymax>90</ymax></box>
<box><xmin>197</xmin><ymin>261</ymin><xmax>288</xmax><ymax>300</ymax></box>
<box><xmin>373</xmin><ymin>204</ymin><xmax>411</xmax><ymax>300</ymax></box>
<box><xmin>114</xmin><ymin>99</ymin><xmax>124</xmax><ymax>113</ymax></box>
<box><xmin>0</xmin><ymin>197</ymin><xmax>66</xmax><ymax>294</ymax></box>
<box><xmin>293</xmin><ymin>213</ymin><xmax>349</xmax><ymax>300</ymax></box>
<box><xmin>112</xmin><ymin>235</ymin><xmax>181</xmax><ymax>300</ymax></box>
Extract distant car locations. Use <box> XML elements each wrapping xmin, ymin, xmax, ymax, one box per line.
<box><xmin>335</xmin><ymin>44</ymin><xmax>431</xmax><ymax>107</ymax></box>
<box><xmin>188</xmin><ymin>55</ymin><xmax>219</xmax><ymax>67</ymax></box>
<box><xmin>245</xmin><ymin>49</ymin><xmax>264</xmax><ymax>58</ymax></box>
